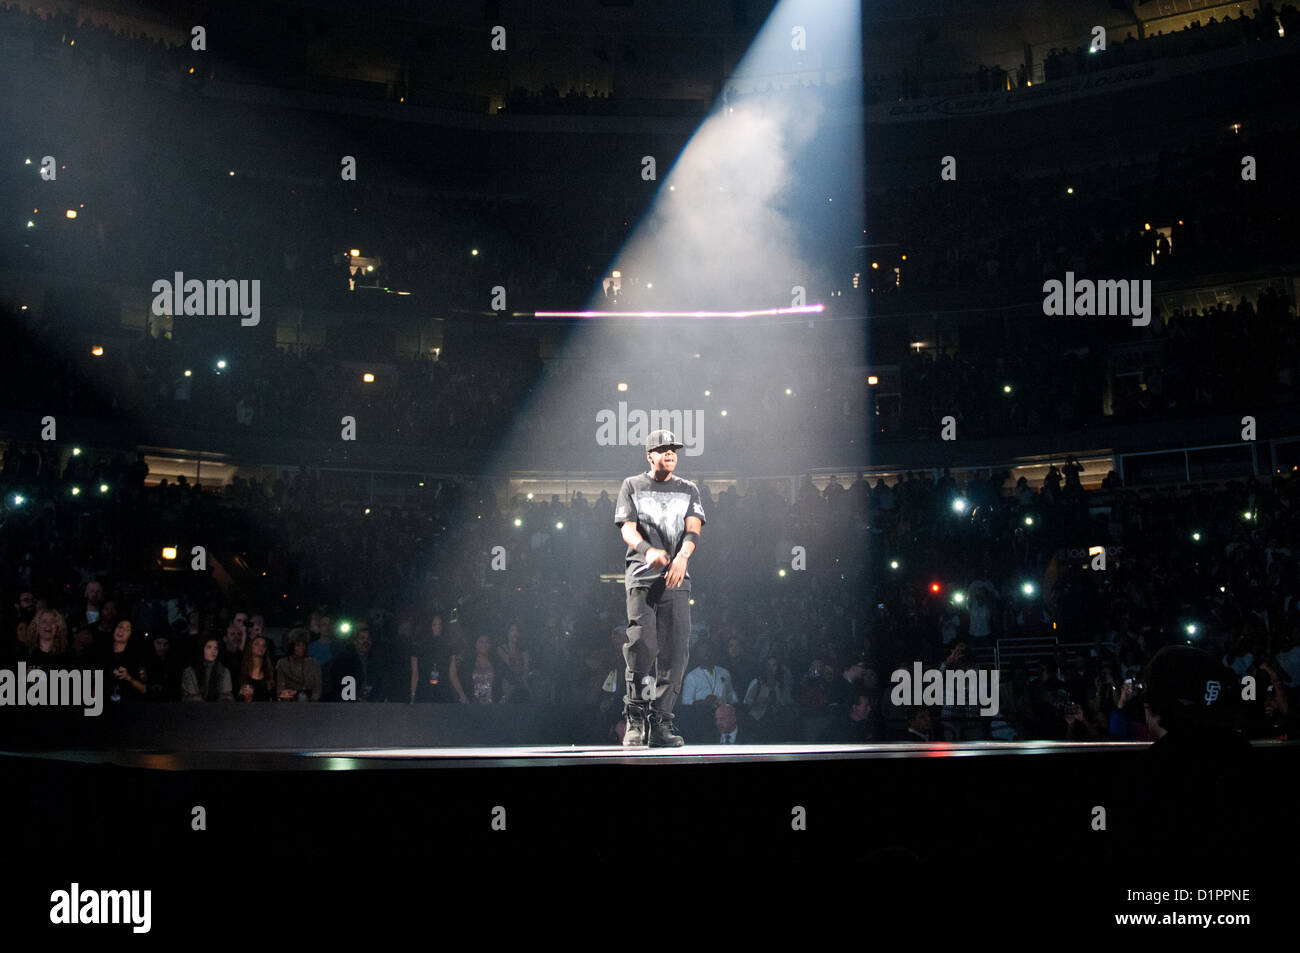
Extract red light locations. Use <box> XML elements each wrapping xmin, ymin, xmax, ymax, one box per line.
<box><xmin>930</xmin><ymin>582</ymin><xmax>941</xmax><ymax>593</ymax></box>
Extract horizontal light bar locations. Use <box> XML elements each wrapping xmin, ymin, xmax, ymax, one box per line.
<box><xmin>533</xmin><ymin>304</ymin><xmax>825</xmax><ymax>319</ymax></box>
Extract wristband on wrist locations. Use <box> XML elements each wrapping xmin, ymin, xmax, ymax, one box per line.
<box><xmin>682</xmin><ymin>531</ymin><xmax>700</xmax><ymax>548</ymax></box>
<box><xmin>635</xmin><ymin>540</ymin><xmax>651</xmax><ymax>556</ymax></box>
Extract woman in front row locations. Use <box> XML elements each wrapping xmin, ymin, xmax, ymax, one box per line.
<box><xmin>182</xmin><ymin>636</ymin><xmax>234</xmax><ymax>702</ymax></box>
<box><xmin>450</xmin><ymin>634</ymin><xmax>512</xmax><ymax>704</ymax></box>
<box><xmin>237</xmin><ymin>634</ymin><xmax>277</xmax><ymax>701</ymax></box>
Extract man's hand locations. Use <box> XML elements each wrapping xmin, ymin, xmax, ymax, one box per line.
<box><xmin>645</xmin><ymin>547</ymin><xmax>670</xmax><ymax>569</ymax></box>
<box><xmin>664</xmin><ymin>552</ymin><xmax>689</xmax><ymax>587</ymax></box>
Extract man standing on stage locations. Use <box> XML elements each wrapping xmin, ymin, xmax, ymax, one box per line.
<box><xmin>615</xmin><ymin>429</ymin><xmax>706</xmax><ymax>746</ymax></box>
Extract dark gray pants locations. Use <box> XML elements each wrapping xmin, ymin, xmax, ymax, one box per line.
<box><xmin>623</xmin><ymin>583</ymin><xmax>691</xmax><ymax>717</ymax></box>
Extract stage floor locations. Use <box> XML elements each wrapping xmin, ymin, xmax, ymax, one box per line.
<box><xmin>4</xmin><ymin>738</ymin><xmax>1291</xmax><ymax>926</ymax></box>
<box><xmin>6</xmin><ymin>739</ymin><xmax>1153</xmax><ymax>770</ymax></box>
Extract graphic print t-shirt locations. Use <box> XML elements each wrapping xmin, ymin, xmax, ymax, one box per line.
<box><xmin>615</xmin><ymin>473</ymin><xmax>707</xmax><ymax>591</ymax></box>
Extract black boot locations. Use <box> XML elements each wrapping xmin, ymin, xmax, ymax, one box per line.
<box><xmin>623</xmin><ymin>702</ymin><xmax>649</xmax><ymax>747</ymax></box>
<box><xmin>647</xmin><ymin>709</ymin><xmax>685</xmax><ymax>747</ymax></box>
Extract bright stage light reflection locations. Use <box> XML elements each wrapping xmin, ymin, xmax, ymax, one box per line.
<box><xmin>534</xmin><ymin>304</ymin><xmax>825</xmax><ymax>319</ymax></box>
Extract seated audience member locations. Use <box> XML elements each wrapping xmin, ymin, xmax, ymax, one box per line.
<box><xmin>220</xmin><ymin>620</ymin><xmax>246</xmax><ymax>684</ymax></box>
<box><xmin>450</xmin><ymin>634</ymin><xmax>510</xmax><ymax>704</ymax></box>
<box><xmin>796</xmin><ymin>657</ymin><xmax>837</xmax><ymax>716</ymax></box>
<box><xmin>22</xmin><ymin>608</ymin><xmax>69</xmax><ymax>668</ymax></box>
<box><xmin>328</xmin><ymin>621</ymin><xmax>389</xmax><ymax>701</ymax></box>
<box><xmin>722</xmin><ymin>634</ymin><xmax>758</xmax><ymax>703</ymax></box>
<box><xmin>1128</xmin><ymin>645</ymin><xmax>1254</xmax><ymax>865</ymax></box>
<box><xmin>1108</xmin><ymin>677</ymin><xmax>1151</xmax><ymax>740</ymax></box>
<box><xmin>276</xmin><ymin>628</ymin><xmax>323</xmax><ymax>701</ymax></box>
<box><xmin>182</xmin><ymin>637</ymin><xmax>235</xmax><ymax>702</ymax></box>
<box><xmin>679</xmin><ymin>641</ymin><xmax>738</xmax><ymax>739</ymax></box>
<box><xmin>820</xmin><ymin>692</ymin><xmax>877</xmax><ymax>744</ymax></box>
<box><xmin>12</xmin><ymin>590</ymin><xmax>36</xmax><ymax>625</ymax></box>
<box><xmin>69</xmin><ymin>626</ymin><xmax>98</xmax><ymax>667</ymax></box>
<box><xmin>247</xmin><ymin>612</ymin><xmax>274</xmax><ymax>663</ymax></box>
<box><xmin>66</xmin><ymin>579</ymin><xmax>107</xmax><ymax>633</ymax></box>
<box><xmin>828</xmin><ymin>659</ymin><xmax>869</xmax><ymax>714</ymax></box>
<box><xmin>1063</xmin><ymin>699</ymin><xmax>1102</xmax><ymax>740</ymax></box>
<box><xmin>495</xmin><ymin>621</ymin><xmax>533</xmax><ymax>702</ymax></box>
<box><xmin>142</xmin><ymin>631</ymin><xmax>183</xmax><ymax>701</ymax></box>
<box><xmin>743</xmin><ymin>656</ymin><xmax>799</xmax><ymax>741</ymax></box>
<box><xmin>101</xmin><ymin>620</ymin><xmax>149</xmax><ymax>703</ymax></box>
<box><xmin>1251</xmin><ymin>660</ymin><xmax>1294</xmax><ymax>740</ymax></box>
<box><xmin>713</xmin><ymin>703</ymin><xmax>749</xmax><ymax>744</ymax></box>
<box><xmin>237</xmin><ymin>635</ymin><xmax>277</xmax><ymax>701</ymax></box>
<box><xmin>89</xmin><ymin>599</ymin><xmax>121</xmax><ymax>651</ymax></box>
<box><xmin>890</xmin><ymin>706</ymin><xmax>934</xmax><ymax>742</ymax></box>
<box><xmin>409</xmin><ymin>613</ymin><xmax>457</xmax><ymax>703</ymax></box>
<box><xmin>309</xmin><ymin>614</ymin><xmax>337</xmax><ymax>679</ymax></box>
<box><xmin>680</xmin><ymin>641</ymin><xmax>737</xmax><ymax>707</ymax></box>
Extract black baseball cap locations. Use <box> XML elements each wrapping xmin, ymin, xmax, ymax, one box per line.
<box><xmin>1142</xmin><ymin>645</ymin><xmax>1239</xmax><ymax>732</ymax></box>
<box><xmin>645</xmin><ymin>430</ymin><xmax>684</xmax><ymax>452</ymax></box>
